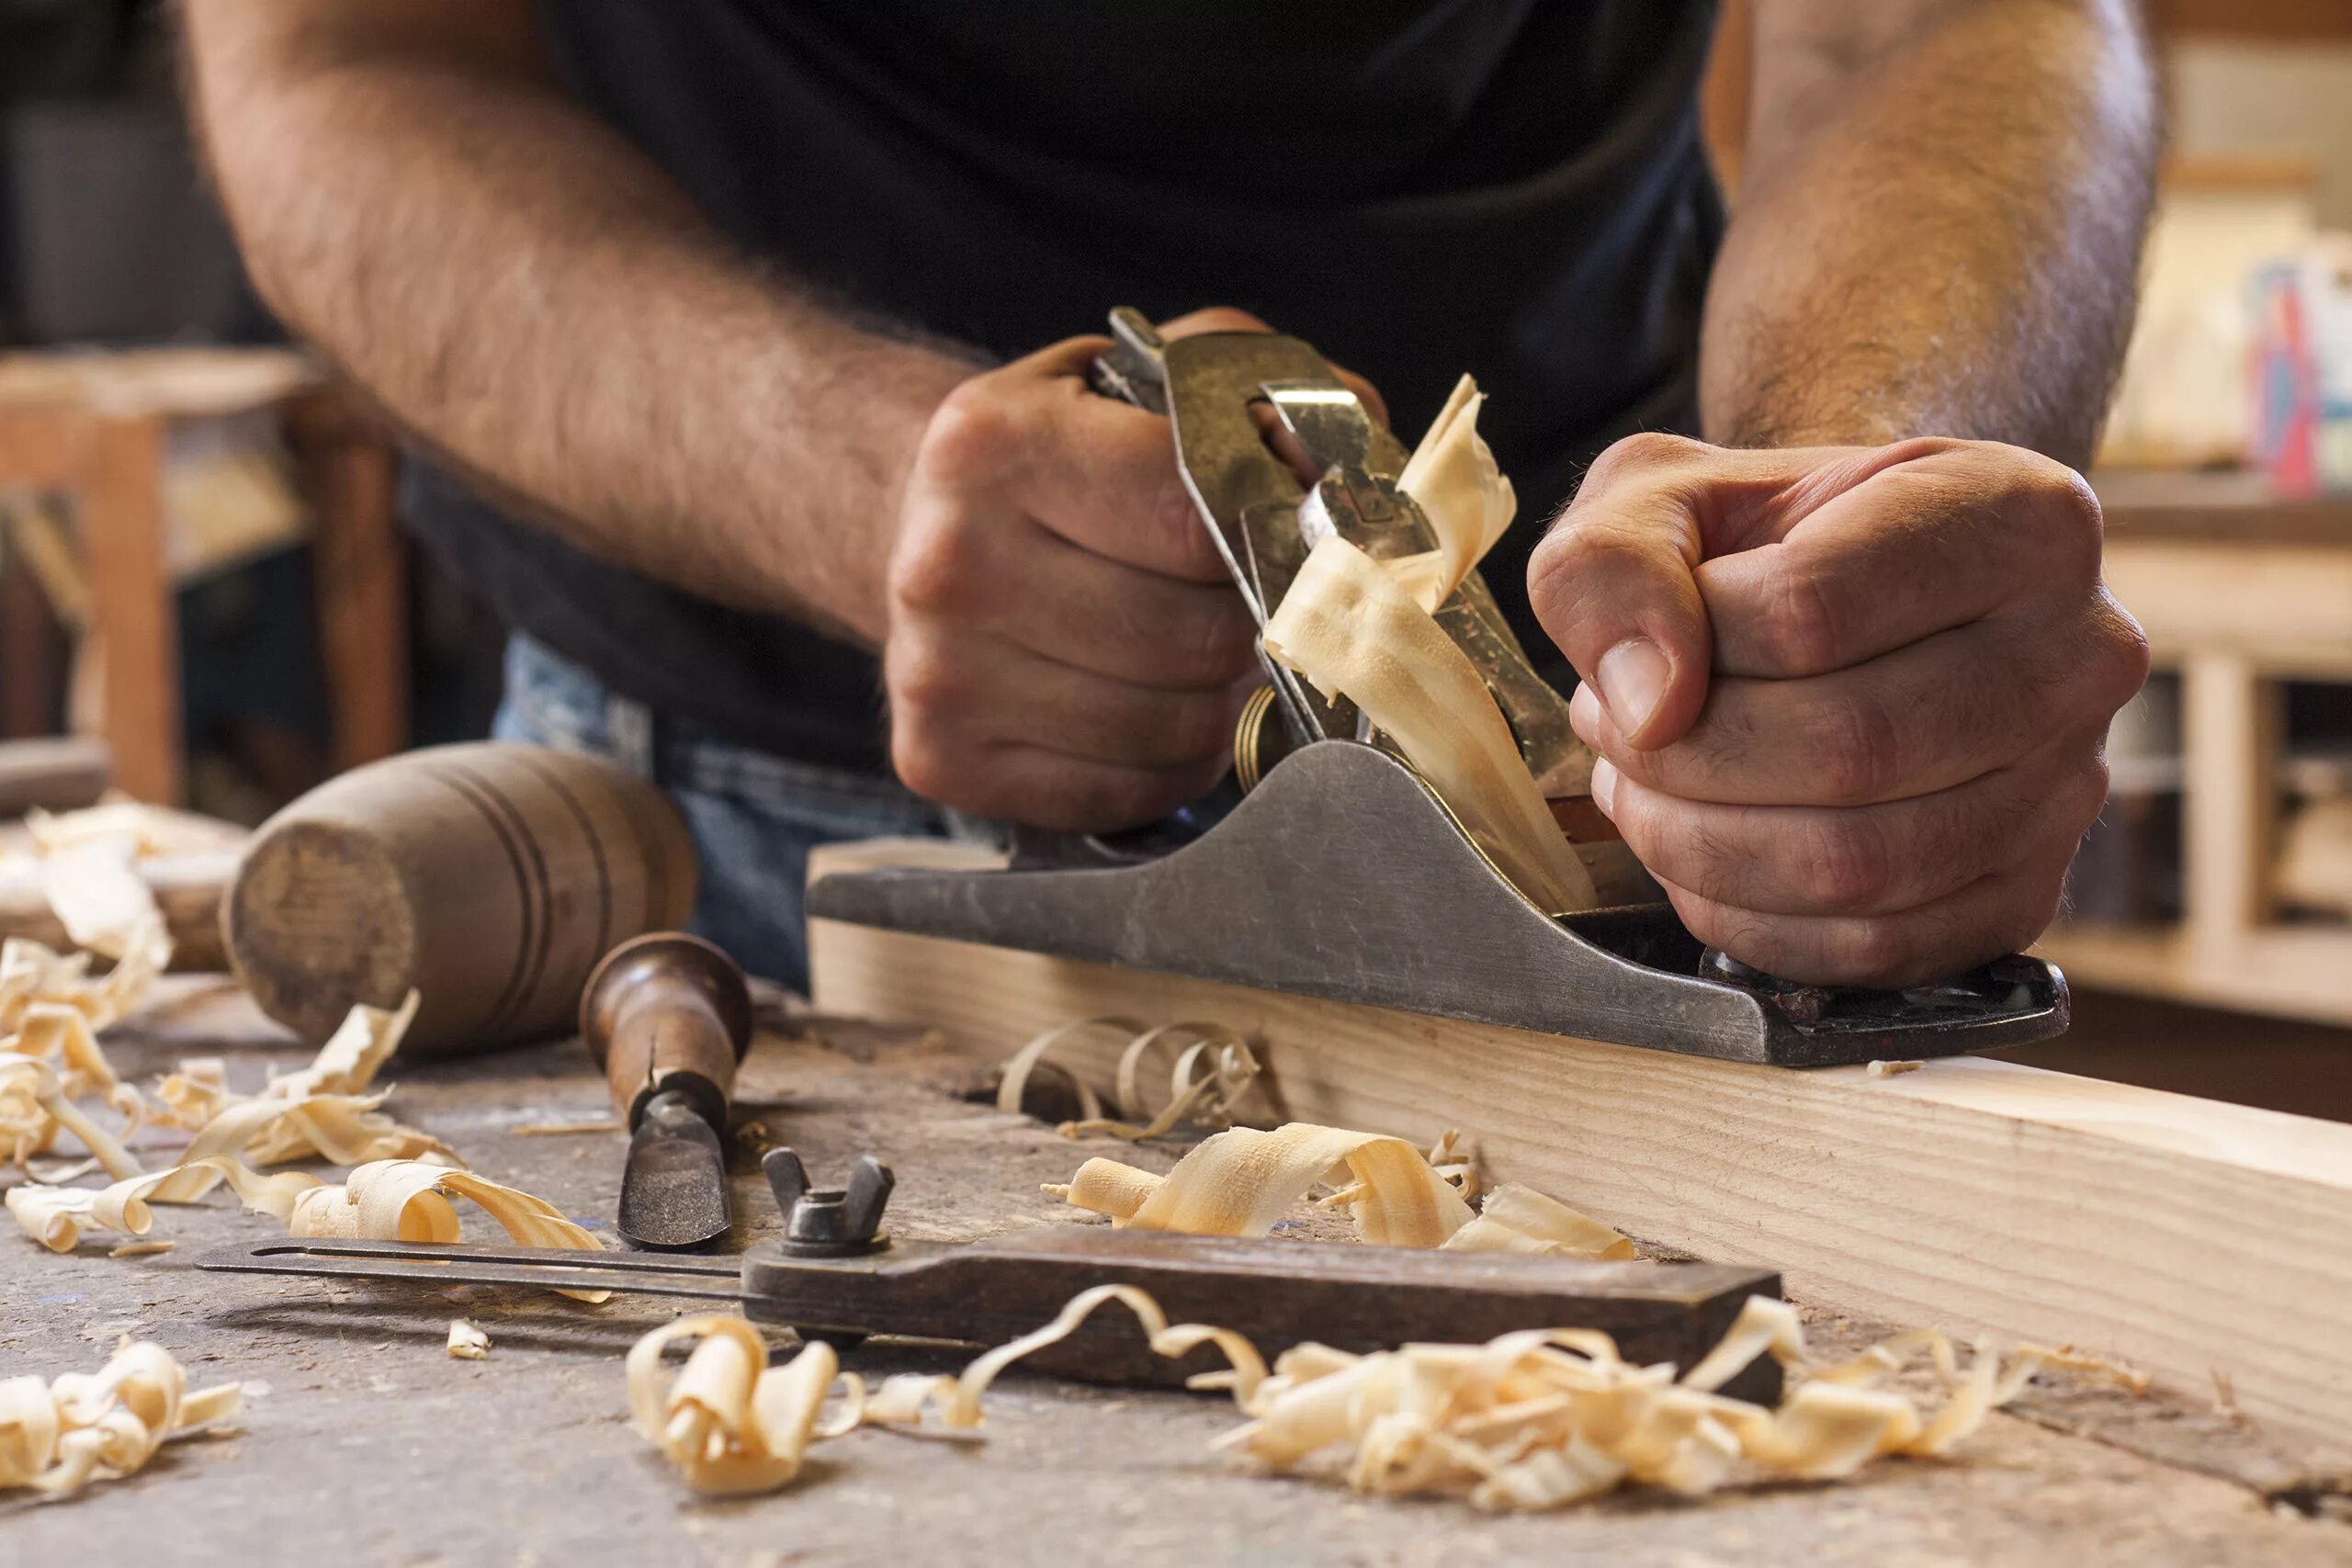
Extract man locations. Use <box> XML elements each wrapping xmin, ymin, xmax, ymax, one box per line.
<box><xmin>182</xmin><ymin>1</ymin><xmax>2155</xmax><ymax>993</ymax></box>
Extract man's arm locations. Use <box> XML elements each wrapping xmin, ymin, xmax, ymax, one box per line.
<box><xmin>1528</xmin><ymin>0</ymin><xmax>2157</xmax><ymax>987</ymax></box>
<box><xmin>185</xmin><ymin>0</ymin><xmax>1272</xmax><ymax>831</ymax></box>
<box><xmin>1702</xmin><ymin>0</ymin><xmax>2159</xmax><ymax>458</ymax></box>
<box><xmin>181</xmin><ymin>0</ymin><xmax>968</xmax><ymax>640</ymax></box>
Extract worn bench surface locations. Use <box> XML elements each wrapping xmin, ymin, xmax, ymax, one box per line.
<box><xmin>4</xmin><ymin>981</ymin><xmax>2345</xmax><ymax>1565</ymax></box>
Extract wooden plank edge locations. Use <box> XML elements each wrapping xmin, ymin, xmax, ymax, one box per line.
<box><xmin>805</xmin><ymin>845</ymin><xmax>2352</xmax><ymax>1445</ymax></box>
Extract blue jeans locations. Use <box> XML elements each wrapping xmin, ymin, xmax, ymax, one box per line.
<box><xmin>492</xmin><ymin>635</ymin><xmax>951</xmax><ymax>992</ymax></box>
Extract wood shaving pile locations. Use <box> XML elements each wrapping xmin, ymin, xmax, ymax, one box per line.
<box><xmin>1046</xmin><ymin>1121</ymin><xmax>1634</xmax><ymax>1259</ymax></box>
<box><xmin>627</xmin><ymin>1281</ymin><xmax>2089</xmax><ymax>1510</ymax></box>
<box><xmin>1261</xmin><ymin>381</ymin><xmax>1596</xmax><ymax>914</ymax></box>
<box><xmin>3</xmin><ymin>934</ymin><xmax>595</xmax><ymax>1294</ymax></box>
<box><xmin>0</xmin><ymin>1338</ymin><xmax>243</xmax><ymax>1501</ymax></box>
<box><xmin>996</xmin><ymin>1017</ymin><xmax>1261</xmax><ymax>1142</ymax></box>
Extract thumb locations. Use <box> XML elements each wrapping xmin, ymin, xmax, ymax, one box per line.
<box><xmin>1526</xmin><ymin>434</ymin><xmax>1720</xmax><ymax>750</ymax></box>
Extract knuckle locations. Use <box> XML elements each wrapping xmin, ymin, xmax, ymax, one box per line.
<box><xmin>888</xmin><ymin>726</ymin><xmax>959</xmax><ymax>806</ymax></box>
<box><xmin>919</xmin><ymin>379</ymin><xmax>1020</xmax><ymax>484</ymax></box>
<box><xmin>1800</xmin><ymin>818</ymin><xmax>1894</xmax><ymax>909</ymax></box>
<box><xmin>2036</xmin><ymin>461</ymin><xmax>2107</xmax><ymax>576</ymax></box>
<box><xmin>1831</xmin><ymin>918</ymin><xmax>1913</xmax><ymax>986</ymax></box>
<box><xmin>1756</xmin><ymin>564</ymin><xmax>1850</xmax><ymax>674</ymax></box>
<box><xmin>884</xmin><ymin>634</ymin><xmax>963</xmax><ymax>711</ymax></box>
<box><xmin>886</xmin><ymin>516</ymin><xmax>978</xmax><ymax>616</ymax></box>
<box><xmin>1807</xmin><ymin>693</ymin><xmax>1902</xmax><ymax>805</ymax></box>
<box><xmin>1588</xmin><ymin>431</ymin><xmax>1704</xmax><ymax>488</ymax></box>
<box><xmin>2092</xmin><ymin>596</ymin><xmax>2153</xmax><ymax>705</ymax></box>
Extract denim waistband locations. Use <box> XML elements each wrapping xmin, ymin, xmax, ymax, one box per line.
<box><xmin>498</xmin><ymin>634</ymin><xmax>938</xmax><ymax>816</ymax></box>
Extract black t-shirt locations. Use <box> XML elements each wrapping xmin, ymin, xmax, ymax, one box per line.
<box><xmin>405</xmin><ymin>0</ymin><xmax>1724</xmax><ymax>773</ymax></box>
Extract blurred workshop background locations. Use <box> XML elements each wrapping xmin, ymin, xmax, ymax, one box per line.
<box><xmin>3</xmin><ymin>1</ymin><xmax>2350</xmax><ymax>1106</ymax></box>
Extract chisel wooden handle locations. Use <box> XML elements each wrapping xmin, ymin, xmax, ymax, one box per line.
<box><xmin>580</xmin><ymin>931</ymin><xmax>753</xmax><ymax>1128</ymax></box>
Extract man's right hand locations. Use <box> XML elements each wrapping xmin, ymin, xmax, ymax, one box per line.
<box><xmin>883</xmin><ymin>319</ymin><xmax>1271</xmax><ymax>832</ymax></box>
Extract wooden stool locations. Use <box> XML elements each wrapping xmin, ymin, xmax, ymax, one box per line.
<box><xmin>0</xmin><ymin>347</ymin><xmax>407</xmax><ymax>804</ymax></box>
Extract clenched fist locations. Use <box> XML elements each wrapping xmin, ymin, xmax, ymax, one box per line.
<box><xmin>1530</xmin><ymin>434</ymin><xmax>2148</xmax><ymax>988</ymax></box>
<box><xmin>886</xmin><ymin>310</ymin><xmax>1333</xmax><ymax>832</ymax></box>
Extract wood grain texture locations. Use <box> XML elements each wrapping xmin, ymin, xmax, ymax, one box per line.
<box><xmin>807</xmin><ymin>840</ymin><xmax>2352</xmax><ymax>1445</ymax></box>
<box><xmin>78</xmin><ymin>415</ymin><xmax>178</xmax><ymax>805</ymax></box>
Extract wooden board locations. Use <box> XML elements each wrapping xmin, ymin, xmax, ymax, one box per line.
<box><xmin>808</xmin><ymin>839</ymin><xmax>2352</xmax><ymax>1447</ymax></box>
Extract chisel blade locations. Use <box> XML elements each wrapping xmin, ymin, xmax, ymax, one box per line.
<box><xmin>617</xmin><ymin>1090</ymin><xmax>731</xmax><ymax>1250</ymax></box>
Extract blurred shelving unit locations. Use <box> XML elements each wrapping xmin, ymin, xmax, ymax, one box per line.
<box><xmin>2041</xmin><ymin>471</ymin><xmax>2352</xmax><ymax>1024</ymax></box>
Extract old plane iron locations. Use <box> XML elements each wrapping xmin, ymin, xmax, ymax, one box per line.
<box><xmin>807</xmin><ymin>310</ymin><xmax>2067</xmax><ymax>1067</ymax></box>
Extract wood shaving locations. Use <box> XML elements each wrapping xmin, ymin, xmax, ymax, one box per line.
<box><xmin>511</xmin><ymin>1119</ymin><xmax>625</xmax><ymax>1137</ymax></box>
<box><xmin>106</xmin><ymin>1240</ymin><xmax>173</xmax><ymax>1258</ymax></box>
<box><xmin>1262</xmin><ymin>536</ymin><xmax>1597</xmax><ymax>915</ymax></box>
<box><xmin>286</xmin><ymin>1158</ymin><xmax>608</xmax><ymax>1300</ymax></box>
<box><xmin>999</xmin><ymin>1018</ymin><xmax>1261</xmax><ymax>1143</ymax></box>
<box><xmin>1866</xmin><ymin>1059</ymin><xmax>1924</xmax><ymax>1077</ymax></box>
<box><xmin>142</xmin><ymin>993</ymin><xmax>451</xmax><ymax>1200</ymax></box>
<box><xmin>0</xmin><ymin>1050</ymin><xmax>141</xmax><ymax>1179</ymax></box>
<box><xmin>34</xmin><ymin>836</ymin><xmax>169</xmax><ymax>966</ymax></box>
<box><xmin>993</xmin><ymin>1017</ymin><xmax>1130</xmax><ymax>1124</ymax></box>
<box><xmin>447</xmin><ymin>1320</ymin><xmax>490</xmax><ymax>1360</ymax></box>
<box><xmin>626</xmin><ymin>1318</ymin><xmax>851</xmax><ymax>1495</ymax></box>
<box><xmin>0</xmin><ymin>930</ymin><xmax>161</xmax><ymax>1036</ymax></box>
<box><xmin>0</xmin><ymin>1337</ymin><xmax>243</xmax><ymax>1500</ymax></box>
<box><xmin>624</xmin><ymin>1283</ymin><xmax>2101</xmax><ymax>1513</ymax></box>
<box><xmin>8</xmin><ymin>1156</ymin><xmax>321</xmax><ymax>1251</ymax></box>
<box><xmin>1442</xmin><ymin>1183</ymin><xmax>1637</xmax><ymax>1261</ymax></box>
<box><xmin>1388</xmin><ymin>374</ymin><xmax>1517</xmax><ymax>615</ymax></box>
<box><xmin>1046</xmin><ymin>1121</ymin><xmax>1634</xmax><ymax>1259</ymax></box>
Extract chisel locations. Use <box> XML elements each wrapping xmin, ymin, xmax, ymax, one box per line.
<box><xmin>579</xmin><ymin>931</ymin><xmax>754</xmax><ymax>1251</ymax></box>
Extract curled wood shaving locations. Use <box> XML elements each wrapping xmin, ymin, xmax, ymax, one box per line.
<box><xmin>1389</xmin><ymin>374</ymin><xmax>1516</xmax><ymax>615</ymax></box>
<box><xmin>262</xmin><ymin>990</ymin><xmax>419</xmax><ymax>1100</ymax></box>
<box><xmin>0</xmin><ymin>1050</ymin><xmax>140</xmax><ymax>1179</ymax></box>
<box><xmin>35</xmin><ymin>835</ymin><xmax>169</xmax><ymax>967</ymax></box>
<box><xmin>627</xmin><ymin>1318</ymin><xmax>851</xmax><ymax>1495</ymax></box>
<box><xmin>107</xmin><ymin>1240</ymin><xmax>173</xmax><ymax>1258</ymax></box>
<box><xmin>620</xmin><ymin>1283</ymin><xmax>2089</xmax><ymax>1511</ymax></box>
<box><xmin>1046</xmin><ymin>1122</ymin><xmax>1634</xmax><ymax>1258</ymax></box>
<box><xmin>1262</xmin><ymin>536</ymin><xmax>1597</xmax><ymax>915</ymax></box>
<box><xmin>7</xmin><ymin>1156</ymin><xmax>320</xmax><ymax>1251</ymax></box>
<box><xmin>12</xmin><ymin>1003</ymin><xmax>145</xmax><ymax>1128</ymax></box>
<box><xmin>0</xmin><ymin>1338</ymin><xmax>243</xmax><ymax>1500</ymax></box>
<box><xmin>286</xmin><ymin>1159</ymin><xmax>607</xmax><ymax>1300</ymax></box>
<box><xmin>1866</xmin><ymin>1059</ymin><xmax>1923</xmax><ymax>1078</ymax></box>
<box><xmin>1000</xmin><ymin>1018</ymin><xmax>1263</xmax><ymax>1143</ymax></box>
<box><xmin>993</xmin><ymin>1017</ymin><xmax>1131</xmax><ymax>1124</ymax></box>
<box><xmin>1052</xmin><ymin>1123</ymin><xmax>1474</xmax><ymax>1247</ymax></box>
<box><xmin>0</xmin><ymin>930</ymin><xmax>161</xmax><ymax>1036</ymax></box>
<box><xmin>447</xmin><ymin>1320</ymin><xmax>490</xmax><ymax>1360</ymax></box>
<box><xmin>1443</xmin><ymin>1183</ymin><xmax>1638</xmax><ymax>1261</ymax></box>
<box><xmin>142</xmin><ymin>994</ymin><xmax>450</xmax><ymax>1200</ymax></box>
<box><xmin>862</xmin><ymin>1283</ymin><xmax>1270</xmax><ymax>1433</ymax></box>
<box><xmin>1216</xmin><ymin>1292</ymin><xmax>2064</xmax><ymax>1507</ymax></box>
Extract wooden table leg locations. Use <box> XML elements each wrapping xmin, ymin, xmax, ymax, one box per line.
<box><xmin>77</xmin><ymin>414</ymin><xmax>180</xmax><ymax>805</ymax></box>
<box><xmin>0</xmin><ymin>513</ymin><xmax>66</xmax><ymax>737</ymax></box>
<box><xmin>302</xmin><ymin>396</ymin><xmax>408</xmax><ymax>771</ymax></box>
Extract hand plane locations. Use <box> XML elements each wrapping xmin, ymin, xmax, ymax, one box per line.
<box><xmin>808</xmin><ymin>310</ymin><xmax>2067</xmax><ymax>1067</ymax></box>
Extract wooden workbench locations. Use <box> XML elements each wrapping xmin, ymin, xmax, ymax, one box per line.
<box><xmin>5</xmin><ymin>979</ymin><xmax>2346</xmax><ymax>1563</ymax></box>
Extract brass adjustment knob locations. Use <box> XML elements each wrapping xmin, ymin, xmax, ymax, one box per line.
<box><xmin>1233</xmin><ymin>684</ymin><xmax>1298</xmax><ymax>795</ymax></box>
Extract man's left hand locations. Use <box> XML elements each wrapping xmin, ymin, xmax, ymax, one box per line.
<box><xmin>1527</xmin><ymin>434</ymin><xmax>2149</xmax><ymax>988</ymax></box>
